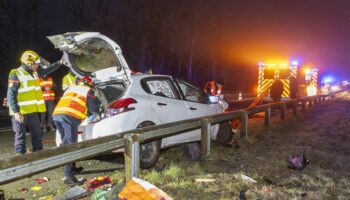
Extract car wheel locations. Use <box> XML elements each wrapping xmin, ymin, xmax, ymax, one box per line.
<box><xmin>137</xmin><ymin>121</ymin><xmax>161</xmax><ymax>169</ymax></box>
<box><xmin>216</xmin><ymin>122</ymin><xmax>234</xmax><ymax>145</ymax></box>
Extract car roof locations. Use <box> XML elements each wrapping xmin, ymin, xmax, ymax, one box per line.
<box><xmin>130</xmin><ymin>73</ymin><xmax>173</xmax><ymax>80</ymax></box>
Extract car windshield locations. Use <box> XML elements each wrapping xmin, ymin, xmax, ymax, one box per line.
<box><xmin>67</xmin><ymin>38</ymin><xmax>121</xmax><ymax>74</ymax></box>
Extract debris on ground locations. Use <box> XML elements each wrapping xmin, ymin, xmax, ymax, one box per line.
<box><xmin>262</xmin><ymin>185</ymin><xmax>270</xmax><ymax>193</ymax></box>
<box><xmin>31</xmin><ymin>186</ymin><xmax>43</xmax><ymax>191</ymax></box>
<box><xmin>90</xmin><ymin>188</ymin><xmax>108</xmax><ymax>200</ymax></box>
<box><xmin>118</xmin><ymin>177</ymin><xmax>172</xmax><ymax>200</ymax></box>
<box><xmin>53</xmin><ymin>185</ymin><xmax>89</xmax><ymax>200</ymax></box>
<box><xmin>17</xmin><ymin>188</ymin><xmax>28</xmax><ymax>193</ymax></box>
<box><xmin>238</xmin><ymin>174</ymin><xmax>257</xmax><ymax>183</ymax></box>
<box><xmin>87</xmin><ymin>176</ymin><xmax>112</xmax><ymax>191</ymax></box>
<box><xmin>195</xmin><ymin>178</ymin><xmax>216</xmax><ymax>183</ymax></box>
<box><xmin>35</xmin><ymin>177</ymin><xmax>50</xmax><ymax>184</ymax></box>
<box><xmin>239</xmin><ymin>190</ymin><xmax>246</xmax><ymax>200</ymax></box>
<box><xmin>287</xmin><ymin>151</ymin><xmax>309</xmax><ymax>170</ymax></box>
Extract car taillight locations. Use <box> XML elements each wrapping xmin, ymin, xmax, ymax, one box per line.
<box><xmin>107</xmin><ymin>98</ymin><xmax>137</xmax><ymax>117</ymax></box>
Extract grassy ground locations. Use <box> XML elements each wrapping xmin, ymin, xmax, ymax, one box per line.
<box><xmin>112</xmin><ymin>92</ymin><xmax>350</xmax><ymax>199</ymax></box>
<box><xmin>1</xmin><ymin>92</ymin><xmax>350</xmax><ymax>199</ymax></box>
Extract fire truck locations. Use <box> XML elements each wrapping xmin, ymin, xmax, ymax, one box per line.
<box><xmin>257</xmin><ymin>62</ymin><xmax>298</xmax><ymax>99</ymax></box>
<box><xmin>257</xmin><ymin>62</ymin><xmax>319</xmax><ymax>99</ymax></box>
<box><xmin>304</xmin><ymin>68</ymin><xmax>318</xmax><ymax>96</ymax></box>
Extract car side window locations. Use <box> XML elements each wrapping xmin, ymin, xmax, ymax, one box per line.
<box><xmin>178</xmin><ymin>81</ymin><xmax>208</xmax><ymax>104</ymax></box>
<box><xmin>146</xmin><ymin>79</ymin><xmax>176</xmax><ymax>99</ymax></box>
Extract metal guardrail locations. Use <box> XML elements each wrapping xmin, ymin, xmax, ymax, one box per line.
<box><xmin>0</xmin><ymin>94</ymin><xmax>335</xmax><ymax>185</ymax></box>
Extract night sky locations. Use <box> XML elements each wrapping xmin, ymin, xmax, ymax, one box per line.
<box><xmin>1</xmin><ymin>0</ymin><xmax>350</xmax><ymax>98</ymax></box>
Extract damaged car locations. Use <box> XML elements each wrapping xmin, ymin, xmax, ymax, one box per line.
<box><xmin>48</xmin><ymin>32</ymin><xmax>233</xmax><ymax>168</ymax></box>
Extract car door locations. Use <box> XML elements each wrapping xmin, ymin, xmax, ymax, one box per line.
<box><xmin>142</xmin><ymin>76</ymin><xmax>194</xmax><ymax>146</ymax></box>
<box><xmin>143</xmin><ymin>77</ymin><xmax>187</xmax><ymax>123</ymax></box>
<box><xmin>176</xmin><ymin>79</ymin><xmax>221</xmax><ymax>140</ymax></box>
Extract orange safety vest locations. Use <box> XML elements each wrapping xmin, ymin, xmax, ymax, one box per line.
<box><xmin>204</xmin><ymin>81</ymin><xmax>222</xmax><ymax>96</ymax></box>
<box><xmin>53</xmin><ymin>85</ymin><xmax>90</xmax><ymax>120</ymax></box>
<box><xmin>39</xmin><ymin>77</ymin><xmax>55</xmax><ymax>101</ymax></box>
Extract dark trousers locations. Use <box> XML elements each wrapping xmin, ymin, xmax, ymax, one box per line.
<box><xmin>53</xmin><ymin>115</ymin><xmax>80</xmax><ymax>178</ymax></box>
<box><xmin>40</xmin><ymin>100</ymin><xmax>55</xmax><ymax>128</ymax></box>
<box><xmin>12</xmin><ymin>113</ymin><xmax>43</xmax><ymax>154</ymax></box>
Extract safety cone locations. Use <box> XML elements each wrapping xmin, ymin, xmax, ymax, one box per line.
<box><xmin>238</xmin><ymin>92</ymin><xmax>242</xmax><ymax>100</ymax></box>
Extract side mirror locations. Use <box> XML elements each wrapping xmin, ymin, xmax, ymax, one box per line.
<box><xmin>208</xmin><ymin>95</ymin><xmax>219</xmax><ymax>103</ymax></box>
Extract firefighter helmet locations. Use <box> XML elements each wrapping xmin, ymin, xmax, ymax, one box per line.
<box><xmin>77</xmin><ymin>76</ymin><xmax>94</xmax><ymax>87</ymax></box>
<box><xmin>20</xmin><ymin>50</ymin><xmax>40</xmax><ymax>66</ymax></box>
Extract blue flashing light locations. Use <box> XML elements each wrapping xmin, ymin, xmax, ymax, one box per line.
<box><xmin>291</xmin><ymin>61</ymin><xmax>299</xmax><ymax>66</ymax></box>
<box><xmin>323</xmin><ymin>77</ymin><xmax>333</xmax><ymax>84</ymax></box>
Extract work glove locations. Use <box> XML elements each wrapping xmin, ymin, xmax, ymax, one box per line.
<box><xmin>14</xmin><ymin>112</ymin><xmax>24</xmax><ymax>123</ymax></box>
<box><xmin>86</xmin><ymin>113</ymin><xmax>100</xmax><ymax>123</ymax></box>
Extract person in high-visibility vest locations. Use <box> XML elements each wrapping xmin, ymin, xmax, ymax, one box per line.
<box><xmin>270</xmin><ymin>78</ymin><xmax>284</xmax><ymax>102</ymax></box>
<box><xmin>53</xmin><ymin>76</ymin><xmax>100</xmax><ymax>186</ymax></box>
<box><xmin>204</xmin><ymin>79</ymin><xmax>224</xmax><ymax>96</ymax></box>
<box><xmin>62</xmin><ymin>71</ymin><xmax>76</xmax><ymax>91</ymax></box>
<box><xmin>39</xmin><ymin>75</ymin><xmax>56</xmax><ymax>132</ymax></box>
<box><xmin>7</xmin><ymin>50</ymin><xmax>63</xmax><ymax>155</ymax></box>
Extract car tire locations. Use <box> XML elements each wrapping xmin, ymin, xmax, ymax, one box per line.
<box><xmin>216</xmin><ymin>122</ymin><xmax>234</xmax><ymax>145</ymax></box>
<box><xmin>137</xmin><ymin>121</ymin><xmax>161</xmax><ymax>169</ymax></box>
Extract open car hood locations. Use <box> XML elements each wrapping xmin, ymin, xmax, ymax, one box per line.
<box><xmin>47</xmin><ymin>32</ymin><xmax>131</xmax><ymax>84</ymax></box>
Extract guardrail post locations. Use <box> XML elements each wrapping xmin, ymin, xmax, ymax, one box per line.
<box><xmin>240</xmin><ymin>111</ymin><xmax>248</xmax><ymax>137</ymax></box>
<box><xmin>302</xmin><ymin>99</ymin><xmax>306</xmax><ymax>111</ymax></box>
<box><xmin>264</xmin><ymin>107</ymin><xmax>271</xmax><ymax>127</ymax></box>
<box><xmin>201</xmin><ymin>118</ymin><xmax>211</xmax><ymax>158</ymax></box>
<box><xmin>292</xmin><ymin>100</ymin><xmax>297</xmax><ymax>116</ymax></box>
<box><xmin>317</xmin><ymin>96</ymin><xmax>321</xmax><ymax>104</ymax></box>
<box><xmin>124</xmin><ymin>134</ymin><xmax>140</xmax><ymax>182</ymax></box>
<box><xmin>280</xmin><ymin>102</ymin><xmax>286</xmax><ymax>120</ymax></box>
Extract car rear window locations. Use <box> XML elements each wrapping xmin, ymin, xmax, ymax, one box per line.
<box><xmin>68</xmin><ymin>38</ymin><xmax>121</xmax><ymax>74</ymax></box>
<box><xmin>141</xmin><ymin>77</ymin><xmax>181</xmax><ymax>100</ymax></box>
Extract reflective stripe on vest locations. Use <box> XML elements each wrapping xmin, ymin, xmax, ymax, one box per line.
<box><xmin>40</xmin><ymin>77</ymin><xmax>55</xmax><ymax>100</ymax></box>
<box><xmin>10</xmin><ymin>66</ymin><xmax>46</xmax><ymax>115</ymax></box>
<box><xmin>62</xmin><ymin>74</ymin><xmax>76</xmax><ymax>90</ymax></box>
<box><xmin>53</xmin><ymin>85</ymin><xmax>90</xmax><ymax>119</ymax></box>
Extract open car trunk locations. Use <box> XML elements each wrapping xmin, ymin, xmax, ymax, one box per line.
<box><xmin>95</xmin><ymin>80</ymin><xmax>127</xmax><ymax>111</ymax></box>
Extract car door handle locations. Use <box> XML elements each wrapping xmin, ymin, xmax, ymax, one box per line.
<box><xmin>157</xmin><ymin>102</ymin><xmax>167</xmax><ymax>106</ymax></box>
<box><xmin>189</xmin><ymin>107</ymin><xmax>197</xmax><ymax>110</ymax></box>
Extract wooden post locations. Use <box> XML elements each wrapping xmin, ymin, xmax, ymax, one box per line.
<box><xmin>240</xmin><ymin>111</ymin><xmax>248</xmax><ymax>137</ymax></box>
<box><xmin>280</xmin><ymin>103</ymin><xmax>286</xmax><ymax>120</ymax></box>
<box><xmin>264</xmin><ymin>107</ymin><xmax>271</xmax><ymax>127</ymax></box>
<box><xmin>201</xmin><ymin>118</ymin><xmax>211</xmax><ymax>159</ymax></box>
<box><xmin>124</xmin><ymin>134</ymin><xmax>140</xmax><ymax>182</ymax></box>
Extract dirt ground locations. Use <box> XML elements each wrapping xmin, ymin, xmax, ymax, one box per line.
<box><xmin>1</xmin><ymin>91</ymin><xmax>350</xmax><ymax>199</ymax></box>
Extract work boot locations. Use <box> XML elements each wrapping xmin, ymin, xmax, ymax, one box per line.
<box><xmin>63</xmin><ymin>176</ymin><xmax>85</xmax><ymax>187</ymax></box>
<box><xmin>74</xmin><ymin>166</ymin><xmax>84</xmax><ymax>174</ymax></box>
